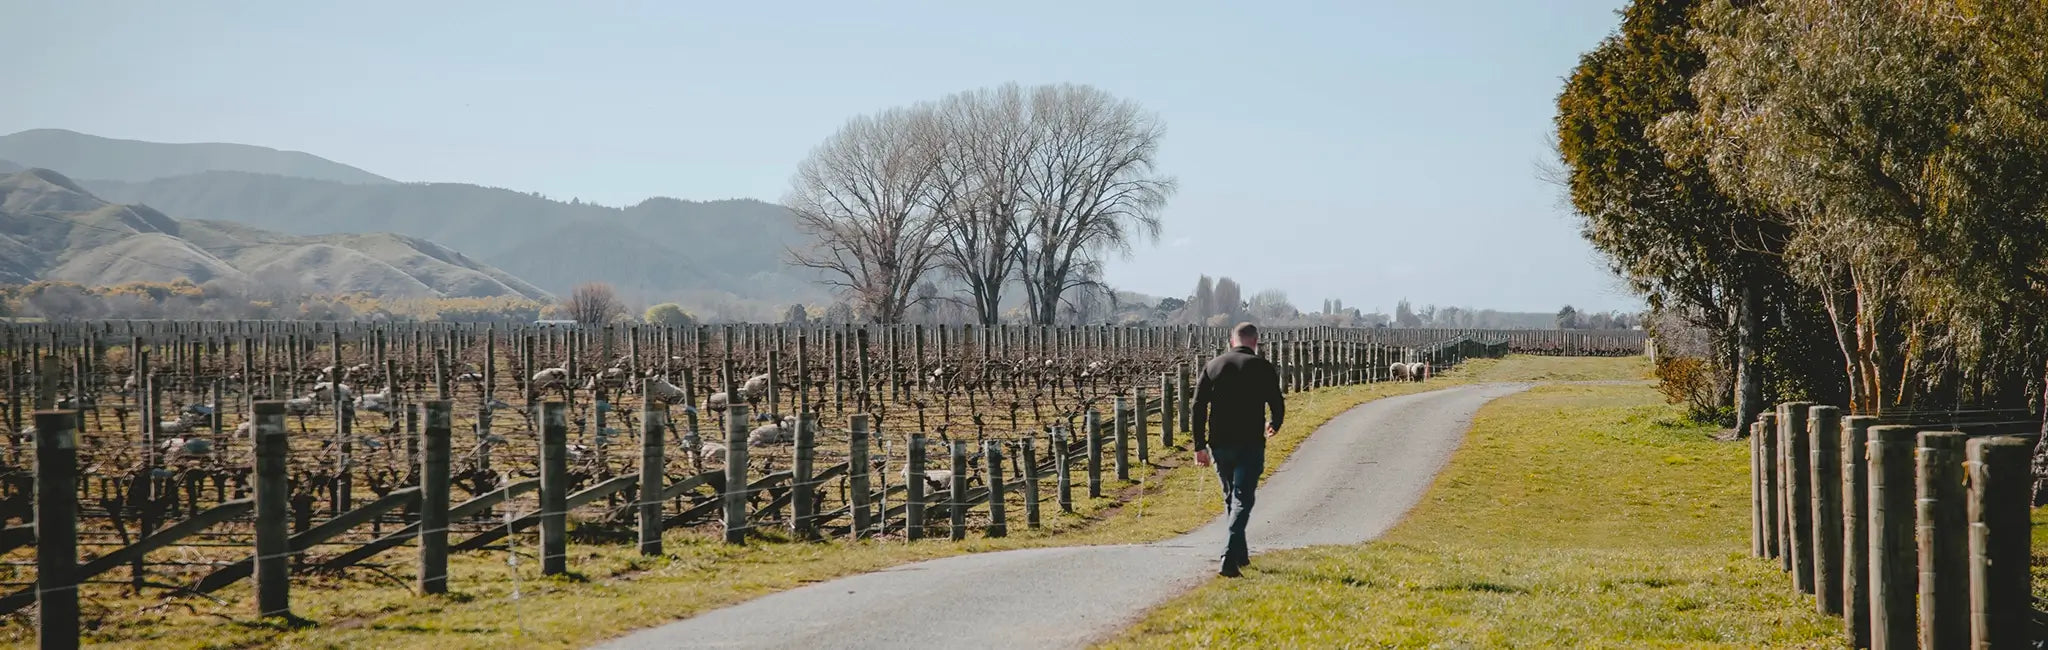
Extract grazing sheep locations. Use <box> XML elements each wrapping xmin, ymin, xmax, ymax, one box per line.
<box><xmin>1407</xmin><ymin>362</ymin><xmax>1427</xmax><ymax>382</ymax></box>
<box><xmin>1389</xmin><ymin>363</ymin><xmax>1409</xmax><ymax>381</ymax></box>
<box><xmin>235</xmin><ymin>420</ymin><xmax>253</xmax><ymax>438</ymax></box>
<box><xmin>900</xmin><ymin>466</ymin><xmax>955</xmax><ymax>493</ymax></box>
<box><xmin>644</xmin><ymin>378</ymin><xmax>688</xmax><ymax>404</ymax></box>
<box><xmin>347</xmin><ymin>363</ymin><xmax>373</xmax><ymax>378</ymax></box>
<box><xmin>747</xmin><ymin>415</ymin><xmax>798</xmax><ymax>447</ymax></box>
<box><xmin>355</xmin><ymin>386</ymin><xmax>394</xmax><ymax>413</ymax></box>
<box><xmin>157</xmin><ymin>417</ymin><xmax>196</xmax><ymax>434</ymax></box>
<box><xmin>160</xmin><ymin>437</ymin><xmax>214</xmax><ymax>462</ymax></box>
<box><xmin>285</xmin><ymin>396</ymin><xmax>318</xmax><ymax>415</ymax></box>
<box><xmin>532</xmin><ymin>367</ymin><xmax>569</xmax><ymax>388</ymax></box>
<box><xmin>582</xmin><ymin>366</ymin><xmax>630</xmax><ymax>390</ymax></box>
<box><xmin>706</xmin><ymin>391</ymin><xmax>731</xmax><ymax>412</ymax></box>
<box><xmin>311</xmin><ymin>382</ymin><xmax>353</xmax><ymax>402</ymax></box>
<box><xmin>741</xmin><ymin>373</ymin><xmax>771</xmax><ymax>400</ymax></box>
<box><xmin>123</xmin><ymin>373</ymin><xmax>141</xmax><ymax>393</ymax></box>
<box><xmin>454</xmin><ymin>371</ymin><xmax>485</xmax><ymax>384</ymax></box>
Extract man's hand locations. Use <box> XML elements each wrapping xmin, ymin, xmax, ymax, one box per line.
<box><xmin>1195</xmin><ymin>449</ymin><xmax>1212</xmax><ymax>467</ymax></box>
<box><xmin>1265</xmin><ymin>425</ymin><xmax>1277</xmax><ymax>438</ymax></box>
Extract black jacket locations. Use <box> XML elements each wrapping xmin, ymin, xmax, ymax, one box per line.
<box><xmin>1191</xmin><ymin>346</ymin><xmax>1285</xmax><ymax>450</ymax></box>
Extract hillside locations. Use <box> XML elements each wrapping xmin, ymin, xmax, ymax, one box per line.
<box><xmin>0</xmin><ymin>169</ymin><xmax>549</xmax><ymax>301</ymax></box>
<box><xmin>82</xmin><ymin>171</ymin><xmax>829</xmax><ymax>304</ymax></box>
<box><xmin>0</xmin><ymin>129</ymin><xmax>394</xmax><ymax>185</ymax></box>
<box><xmin>0</xmin><ymin>160</ymin><xmax>19</xmax><ymax>174</ymax></box>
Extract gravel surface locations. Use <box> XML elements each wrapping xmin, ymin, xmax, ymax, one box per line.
<box><xmin>595</xmin><ymin>382</ymin><xmax>1532</xmax><ymax>650</ymax></box>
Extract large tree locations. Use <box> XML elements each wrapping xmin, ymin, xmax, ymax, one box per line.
<box><xmin>563</xmin><ymin>282</ymin><xmax>626</xmax><ymax>326</ymax></box>
<box><xmin>1017</xmin><ymin>84</ymin><xmax>1176</xmax><ymax>325</ymax></box>
<box><xmin>926</xmin><ymin>85</ymin><xmax>1034</xmax><ymax>325</ymax></box>
<box><xmin>785</xmin><ymin>106</ymin><xmax>948</xmax><ymax>324</ymax></box>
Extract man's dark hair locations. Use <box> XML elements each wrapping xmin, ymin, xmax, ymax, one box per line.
<box><xmin>1232</xmin><ymin>322</ymin><xmax>1259</xmax><ymax>344</ymax></box>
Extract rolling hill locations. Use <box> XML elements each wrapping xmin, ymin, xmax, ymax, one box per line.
<box><xmin>0</xmin><ymin>129</ymin><xmax>395</xmax><ymax>185</ymax></box>
<box><xmin>0</xmin><ymin>168</ymin><xmax>550</xmax><ymax>300</ymax></box>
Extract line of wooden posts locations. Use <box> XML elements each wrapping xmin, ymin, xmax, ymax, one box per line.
<box><xmin>21</xmin><ymin>374</ymin><xmax>1203</xmax><ymax>648</ymax></box>
<box><xmin>1750</xmin><ymin>401</ymin><xmax>2036</xmax><ymax>649</ymax></box>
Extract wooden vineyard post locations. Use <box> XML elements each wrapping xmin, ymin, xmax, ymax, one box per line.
<box><xmin>1021</xmin><ymin>437</ymin><xmax>1041</xmax><ymax>529</ymax></box>
<box><xmin>34</xmin><ymin>411</ymin><xmax>79</xmax><ymax>648</ymax></box>
<box><xmin>848</xmin><ymin>415</ymin><xmax>871</xmax><ymax>538</ymax></box>
<box><xmin>1760</xmin><ymin>411</ymin><xmax>1779</xmax><ymax>561</ymax></box>
<box><xmin>1113</xmin><ymin>396</ymin><xmax>1130</xmax><ymax>482</ymax></box>
<box><xmin>949</xmin><ymin>440</ymin><xmax>968</xmax><ymax>541</ymax></box>
<box><xmin>855</xmin><ymin>329</ymin><xmax>871</xmax><ymax>414</ymax></box>
<box><xmin>252</xmin><ymin>400</ymin><xmax>291</xmax><ymax>619</ymax></box>
<box><xmin>1808</xmin><ymin>405</ymin><xmax>1843</xmax><ymax>615</ymax></box>
<box><xmin>1779</xmin><ymin>402</ymin><xmax>1813</xmax><ymax>591</ymax></box>
<box><xmin>1752</xmin><ymin>419</ymin><xmax>1767</xmax><ymax>558</ymax></box>
<box><xmin>640</xmin><ymin>395</ymin><xmax>668</xmax><ymax>555</ymax></box>
<box><xmin>1055</xmin><ymin>428</ymin><xmax>1074</xmax><ymax>512</ymax></box>
<box><xmin>1177</xmin><ymin>363</ymin><xmax>1192</xmax><ymax>432</ymax></box>
<box><xmin>539</xmin><ymin>402</ymin><xmax>569</xmax><ymax>575</ymax></box>
<box><xmin>1086</xmin><ymin>411</ymin><xmax>1104</xmax><ymax>498</ymax></box>
<box><xmin>906</xmin><ymin>432</ymin><xmax>927</xmax><ymax>540</ymax></box>
<box><xmin>791</xmin><ymin>412</ymin><xmax>816</xmax><ymax>541</ymax></box>
<box><xmin>1160</xmin><ymin>374</ymin><xmax>1175</xmax><ymax>448</ymax></box>
<box><xmin>1965</xmin><ymin>435</ymin><xmax>2033</xmax><ymax>649</ymax></box>
<box><xmin>419</xmin><ymin>400</ymin><xmax>452</xmax><ymax>594</ymax></box>
<box><xmin>1841</xmin><ymin>415</ymin><xmax>1877</xmax><ymax>648</ymax></box>
<box><xmin>723</xmin><ymin>404</ymin><xmax>750</xmax><ymax>545</ymax></box>
<box><xmin>1867</xmin><ymin>425</ymin><xmax>1917</xmax><ymax>650</ymax></box>
<box><xmin>1915</xmin><ymin>430</ymin><xmax>1967</xmax><ymax>650</ymax></box>
<box><xmin>986</xmin><ymin>440</ymin><xmax>1007</xmax><ymax>538</ymax></box>
<box><xmin>1134</xmin><ymin>388</ymin><xmax>1150</xmax><ymax>464</ymax></box>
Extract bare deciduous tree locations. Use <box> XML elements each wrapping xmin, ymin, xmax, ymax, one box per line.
<box><xmin>564</xmin><ymin>282</ymin><xmax>626</xmax><ymax>325</ymax></box>
<box><xmin>1017</xmin><ymin>84</ymin><xmax>1176</xmax><ymax>325</ymax></box>
<box><xmin>926</xmin><ymin>85</ymin><xmax>1035</xmax><ymax>325</ymax></box>
<box><xmin>785</xmin><ymin>107</ymin><xmax>948</xmax><ymax>324</ymax></box>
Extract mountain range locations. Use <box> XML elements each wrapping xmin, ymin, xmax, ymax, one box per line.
<box><xmin>0</xmin><ymin>129</ymin><xmax>828</xmax><ymax>312</ymax></box>
<box><xmin>0</xmin><ymin>168</ymin><xmax>551</xmax><ymax>300</ymax></box>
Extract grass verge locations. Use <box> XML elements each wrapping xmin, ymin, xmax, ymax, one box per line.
<box><xmin>1449</xmin><ymin>354</ymin><xmax>1652</xmax><ymax>382</ymax></box>
<box><xmin>1104</xmin><ymin>382</ymin><xmax>1861</xmax><ymax>648</ymax></box>
<box><xmin>24</xmin><ymin>371</ymin><xmax>1462</xmax><ymax>649</ymax></box>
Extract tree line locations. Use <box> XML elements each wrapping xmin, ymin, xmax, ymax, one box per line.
<box><xmin>1555</xmin><ymin>0</ymin><xmax>2046</xmax><ymax>496</ymax></box>
<box><xmin>785</xmin><ymin>82</ymin><xmax>1176</xmax><ymax>326</ymax></box>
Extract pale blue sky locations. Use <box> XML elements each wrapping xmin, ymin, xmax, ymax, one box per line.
<box><xmin>3</xmin><ymin>0</ymin><xmax>1639</xmax><ymax>314</ymax></box>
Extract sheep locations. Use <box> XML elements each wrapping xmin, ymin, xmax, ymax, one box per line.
<box><xmin>157</xmin><ymin>417</ymin><xmax>196</xmax><ymax>434</ymax></box>
<box><xmin>706</xmin><ymin>391</ymin><xmax>731</xmax><ymax>413</ymax></box>
<box><xmin>741</xmin><ymin>373</ymin><xmax>771</xmax><ymax>400</ymax></box>
<box><xmin>644</xmin><ymin>378</ymin><xmax>689</xmax><ymax>405</ymax></box>
<box><xmin>355</xmin><ymin>386</ymin><xmax>394</xmax><ymax>413</ymax></box>
<box><xmin>285</xmin><ymin>396</ymin><xmax>318</xmax><ymax>416</ymax></box>
<box><xmin>160</xmin><ymin>436</ymin><xmax>215</xmax><ymax>462</ymax></box>
<box><xmin>235</xmin><ymin>420</ymin><xmax>253</xmax><ymax>438</ymax></box>
<box><xmin>747</xmin><ymin>415</ymin><xmax>798</xmax><ymax>447</ymax></box>
<box><xmin>311</xmin><ymin>381</ymin><xmax>353</xmax><ymax>402</ymax></box>
<box><xmin>582</xmin><ymin>366</ymin><xmax>630</xmax><ymax>390</ymax></box>
<box><xmin>900</xmin><ymin>466</ymin><xmax>956</xmax><ymax>493</ymax></box>
<box><xmin>532</xmin><ymin>367</ymin><xmax>569</xmax><ymax>389</ymax></box>
<box><xmin>1406</xmin><ymin>362</ymin><xmax>1427</xmax><ymax>382</ymax></box>
<box><xmin>347</xmin><ymin>363</ymin><xmax>373</xmax><ymax>379</ymax></box>
<box><xmin>1388</xmin><ymin>363</ymin><xmax>1409</xmax><ymax>381</ymax></box>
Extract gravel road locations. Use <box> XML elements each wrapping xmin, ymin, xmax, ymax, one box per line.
<box><xmin>595</xmin><ymin>382</ymin><xmax>1531</xmax><ymax>650</ymax></box>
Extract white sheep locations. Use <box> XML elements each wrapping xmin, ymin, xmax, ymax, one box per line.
<box><xmin>311</xmin><ymin>381</ymin><xmax>353</xmax><ymax>402</ymax></box>
<box><xmin>900</xmin><ymin>466</ymin><xmax>955</xmax><ymax>492</ymax></box>
<box><xmin>1407</xmin><ymin>362</ymin><xmax>1427</xmax><ymax>382</ymax></box>
<box><xmin>157</xmin><ymin>417</ymin><xmax>196</xmax><ymax>434</ymax></box>
<box><xmin>532</xmin><ymin>367</ymin><xmax>569</xmax><ymax>388</ymax></box>
<box><xmin>706</xmin><ymin>391</ymin><xmax>730</xmax><ymax>412</ymax></box>
<box><xmin>747</xmin><ymin>415</ymin><xmax>798</xmax><ymax>447</ymax></box>
<box><xmin>1389</xmin><ymin>363</ymin><xmax>1409</xmax><ymax>381</ymax></box>
<box><xmin>285</xmin><ymin>396</ymin><xmax>318</xmax><ymax>415</ymax></box>
<box><xmin>160</xmin><ymin>436</ymin><xmax>214</xmax><ymax>462</ymax></box>
<box><xmin>644</xmin><ymin>378</ymin><xmax>689</xmax><ymax>405</ymax></box>
<box><xmin>741</xmin><ymin>373</ymin><xmax>771</xmax><ymax>400</ymax></box>
<box><xmin>582</xmin><ymin>366</ymin><xmax>630</xmax><ymax>390</ymax></box>
<box><xmin>355</xmin><ymin>386</ymin><xmax>394</xmax><ymax>413</ymax></box>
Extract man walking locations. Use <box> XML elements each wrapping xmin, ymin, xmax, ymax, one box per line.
<box><xmin>1192</xmin><ymin>322</ymin><xmax>1285</xmax><ymax>577</ymax></box>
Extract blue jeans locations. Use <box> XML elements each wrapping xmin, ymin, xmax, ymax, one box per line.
<box><xmin>1210</xmin><ymin>444</ymin><xmax>1264</xmax><ymax>568</ymax></box>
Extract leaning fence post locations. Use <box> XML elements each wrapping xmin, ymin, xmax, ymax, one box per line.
<box><xmin>252</xmin><ymin>400</ymin><xmax>291</xmax><ymax>618</ymax></box>
<box><xmin>418</xmin><ymin>400</ymin><xmax>451</xmax><ymax>594</ymax></box>
<box><xmin>33</xmin><ymin>411</ymin><xmax>79</xmax><ymax>648</ymax></box>
<box><xmin>1086</xmin><ymin>411</ymin><xmax>1104</xmax><ymax>498</ymax></box>
<box><xmin>791</xmin><ymin>412</ymin><xmax>817</xmax><ymax>541</ymax></box>
<box><xmin>986</xmin><ymin>440</ymin><xmax>1007</xmax><ymax>538</ymax></box>
<box><xmin>723</xmin><ymin>404</ymin><xmax>750</xmax><ymax>545</ymax></box>
<box><xmin>1916</xmin><ymin>430</ymin><xmax>1967</xmax><ymax>650</ymax></box>
<box><xmin>1055</xmin><ymin>428</ymin><xmax>1074</xmax><ymax>512</ymax></box>
<box><xmin>1867</xmin><ymin>425</ymin><xmax>1918</xmax><ymax>650</ymax></box>
<box><xmin>1965</xmin><ymin>435</ymin><xmax>2033</xmax><ymax>649</ymax></box>
<box><xmin>949</xmin><ymin>441</ymin><xmax>968</xmax><ymax>541</ymax></box>
<box><xmin>848</xmin><ymin>415</ymin><xmax>871</xmax><ymax>538</ymax></box>
<box><xmin>1021</xmin><ymin>437</ymin><xmax>1041</xmax><ymax>529</ymax></box>
<box><xmin>639</xmin><ymin>397</ymin><xmax>668</xmax><ymax>555</ymax></box>
<box><xmin>1841</xmin><ymin>415</ymin><xmax>1878</xmax><ymax>649</ymax></box>
<box><xmin>1808</xmin><ymin>404</ymin><xmax>1843</xmax><ymax>615</ymax></box>
<box><xmin>1779</xmin><ymin>402</ymin><xmax>1814</xmax><ymax>592</ymax></box>
<box><xmin>539</xmin><ymin>402</ymin><xmax>569</xmax><ymax>574</ymax></box>
<box><xmin>1113</xmin><ymin>397</ymin><xmax>1130</xmax><ymax>482</ymax></box>
<box><xmin>906</xmin><ymin>432</ymin><xmax>927</xmax><ymax>541</ymax></box>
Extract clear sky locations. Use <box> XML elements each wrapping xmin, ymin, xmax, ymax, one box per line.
<box><xmin>3</xmin><ymin>0</ymin><xmax>1641</xmax><ymax>315</ymax></box>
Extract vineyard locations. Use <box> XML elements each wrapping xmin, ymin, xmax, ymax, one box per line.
<box><xmin>0</xmin><ymin>320</ymin><xmax>1636</xmax><ymax>643</ymax></box>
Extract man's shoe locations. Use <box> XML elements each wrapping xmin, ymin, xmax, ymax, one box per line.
<box><xmin>1218</xmin><ymin>563</ymin><xmax>1243</xmax><ymax>578</ymax></box>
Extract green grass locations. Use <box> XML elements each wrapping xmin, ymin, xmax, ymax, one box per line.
<box><xmin>1450</xmin><ymin>354</ymin><xmax>1652</xmax><ymax>382</ymax></box>
<box><xmin>1104</xmin><ymin>382</ymin><xmax>1849</xmax><ymax>649</ymax></box>
<box><xmin>28</xmin><ymin>372</ymin><xmax>1465</xmax><ymax>649</ymax></box>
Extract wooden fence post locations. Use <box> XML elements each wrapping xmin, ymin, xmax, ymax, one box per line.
<box><xmin>1965</xmin><ymin>435</ymin><xmax>2033</xmax><ymax>649</ymax></box>
<box><xmin>1916</xmin><ymin>430</ymin><xmax>1968</xmax><ymax>650</ymax></box>
<box><xmin>848</xmin><ymin>415</ymin><xmax>871</xmax><ymax>538</ymax></box>
<box><xmin>986</xmin><ymin>440</ymin><xmax>1007</xmax><ymax>538</ymax></box>
<box><xmin>791</xmin><ymin>412</ymin><xmax>816</xmax><ymax>541</ymax></box>
<box><xmin>1808</xmin><ymin>404</ymin><xmax>1843</xmax><ymax>615</ymax></box>
<box><xmin>723</xmin><ymin>404</ymin><xmax>750</xmax><ymax>545</ymax></box>
<box><xmin>1160</xmin><ymin>374</ymin><xmax>1175</xmax><ymax>448</ymax></box>
<box><xmin>1867</xmin><ymin>425</ymin><xmax>1918</xmax><ymax>650</ymax></box>
<box><xmin>639</xmin><ymin>397</ymin><xmax>667</xmax><ymax>555</ymax></box>
<box><xmin>1113</xmin><ymin>397</ymin><xmax>1130</xmax><ymax>482</ymax></box>
<box><xmin>1021</xmin><ymin>437</ymin><xmax>1041</xmax><ymax>529</ymax></box>
<box><xmin>418</xmin><ymin>400</ymin><xmax>451</xmax><ymax>594</ymax></box>
<box><xmin>33</xmin><ymin>411</ymin><xmax>79</xmax><ymax>648</ymax></box>
<box><xmin>1779</xmin><ymin>402</ymin><xmax>1814</xmax><ymax>592</ymax></box>
<box><xmin>1135</xmin><ymin>387</ymin><xmax>1149</xmax><ymax>465</ymax></box>
<box><xmin>1055</xmin><ymin>428</ymin><xmax>1074</xmax><ymax>512</ymax></box>
<box><xmin>906</xmin><ymin>432</ymin><xmax>927</xmax><ymax>541</ymax></box>
<box><xmin>539</xmin><ymin>402</ymin><xmax>569</xmax><ymax>574</ymax></box>
<box><xmin>949</xmin><ymin>441</ymin><xmax>968</xmax><ymax>542</ymax></box>
<box><xmin>1752</xmin><ymin>419</ymin><xmax>1767</xmax><ymax>558</ymax></box>
<box><xmin>252</xmin><ymin>400</ymin><xmax>290</xmax><ymax>618</ymax></box>
<box><xmin>1761</xmin><ymin>411</ymin><xmax>1780</xmax><ymax>561</ymax></box>
<box><xmin>1841</xmin><ymin>415</ymin><xmax>1878</xmax><ymax>649</ymax></box>
<box><xmin>1086</xmin><ymin>411</ymin><xmax>1104</xmax><ymax>498</ymax></box>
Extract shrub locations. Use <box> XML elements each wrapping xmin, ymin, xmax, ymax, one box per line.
<box><xmin>1654</xmin><ymin>356</ymin><xmax>1728</xmax><ymax>424</ymax></box>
